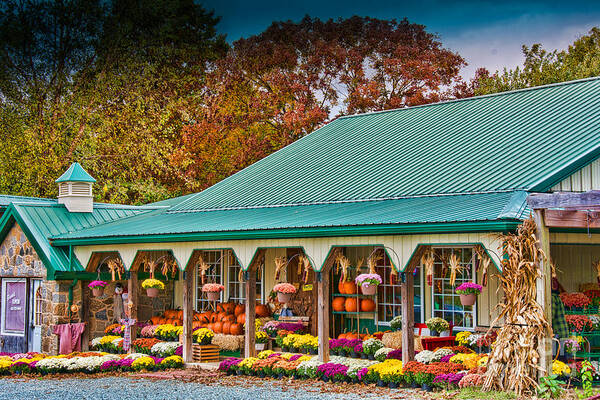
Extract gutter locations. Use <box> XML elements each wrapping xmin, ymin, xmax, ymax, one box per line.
<box><xmin>50</xmin><ymin>220</ymin><xmax>522</xmax><ymax>246</ymax></box>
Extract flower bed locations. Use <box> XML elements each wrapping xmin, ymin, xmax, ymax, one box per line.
<box><xmin>0</xmin><ymin>351</ymin><xmax>184</xmax><ymax>375</ymax></box>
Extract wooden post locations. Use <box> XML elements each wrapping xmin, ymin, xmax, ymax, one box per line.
<box><xmin>81</xmin><ymin>281</ymin><xmax>89</xmax><ymax>351</ymax></box>
<box><xmin>127</xmin><ymin>271</ymin><xmax>138</xmax><ymax>347</ymax></box>
<box><xmin>534</xmin><ymin>209</ymin><xmax>552</xmax><ymax>379</ymax></box>
<box><xmin>401</xmin><ymin>269</ymin><xmax>415</xmax><ymax>365</ymax></box>
<box><xmin>317</xmin><ymin>251</ymin><xmax>337</xmax><ymax>363</ymax></box>
<box><xmin>182</xmin><ymin>271</ymin><xmax>194</xmax><ymax>363</ymax></box>
<box><xmin>244</xmin><ymin>249</ymin><xmax>264</xmax><ymax>358</ymax></box>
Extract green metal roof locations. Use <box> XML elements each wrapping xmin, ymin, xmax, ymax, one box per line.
<box><xmin>0</xmin><ymin>202</ymin><xmax>157</xmax><ymax>278</ymax></box>
<box><xmin>169</xmin><ymin>77</ymin><xmax>600</xmax><ymax>212</ymax></box>
<box><xmin>52</xmin><ymin>191</ymin><xmax>527</xmax><ymax>245</ymax></box>
<box><xmin>0</xmin><ymin>195</ymin><xmax>55</xmax><ymax>208</ymax></box>
<box><xmin>55</xmin><ymin>162</ymin><xmax>96</xmax><ymax>183</ymax></box>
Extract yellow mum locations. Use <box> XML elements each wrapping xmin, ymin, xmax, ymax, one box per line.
<box><xmin>450</xmin><ymin>353</ymin><xmax>481</xmax><ymax>370</ymax></box>
<box><xmin>257</xmin><ymin>350</ymin><xmax>275</xmax><ymax>359</ymax></box>
<box><xmin>552</xmin><ymin>360</ymin><xmax>571</xmax><ymax>375</ymax></box>
<box><xmin>99</xmin><ymin>335</ymin><xmax>122</xmax><ymax>345</ymax></box>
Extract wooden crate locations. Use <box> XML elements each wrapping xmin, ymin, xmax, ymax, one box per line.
<box><xmin>192</xmin><ymin>344</ymin><xmax>220</xmax><ymax>363</ymax></box>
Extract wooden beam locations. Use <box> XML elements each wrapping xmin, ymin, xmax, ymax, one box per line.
<box><xmin>127</xmin><ymin>272</ymin><xmax>138</xmax><ymax>348</ymax></box>
<box><xmin>527</xmin><ymin>191</ymin><xmax>600</xmax><ymax>210</ymax></box>
<box><xmin>80</xmin><ymin>281</ymin><xmax>89</xmax><ymax>351</ymax></box>
<box><xmin>317</xmin><ymin>250</ymin><xmax>337</xmax><ymax>363</ymax></box>
<box><xmin>244</xmin><ymin>249</ymin><xmax>265</xmax><ymax>358</ymax></box>
<box><xmin>401</xmin><ymin>270</ymin><xmax>415</xmax><ymax>365</ymax></box>
<box><xmin>534</xmin><ymin>209</ymin><xmax>552</xmax><ymax>380</ymax></box>
<box><xmin>544</xmin><ymin>209</ymin><xmax>600</xmax><ymax>228</ymax></box>
<box><xmin>182</xmin><ymin>271</ymin><xmax>194</xmax><ymax>363</ymax></box>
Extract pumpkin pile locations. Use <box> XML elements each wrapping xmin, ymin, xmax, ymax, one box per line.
<box><xmin>148</xmin><ymin>303</ymin><xmax>272</xmax><ymax>335</ymax></box>
<box><xmin>337</xmin><ymin>331</ymin><xmax>387</xmax><ymax>341</ymax></box>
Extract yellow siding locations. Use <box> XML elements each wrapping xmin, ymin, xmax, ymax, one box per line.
<box><xmin>551</xmin><ymin>244</ymin><xmax>600</xmax><ymax>292</ymax></box>
<box><xmin>477</xmin><ymin>268</ymin><xmax>503</xmax><ymax>327</ymax></box>
<box><xmin>551</xmin><ymin>158</ymin><xmax>600</xmax><ymax>192</ymax></box>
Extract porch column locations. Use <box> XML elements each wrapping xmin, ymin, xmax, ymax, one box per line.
<box><xmin>401</xmin><ymin>270</ymin><xmax>415</xmax><ymax>364</ymax></box>
<box><xmin>182</xmin><ymin>271</ymin><xmax>194</xmax><ymax>363</ymax></box>
<box><xmin>244</xmin><ymin>249</ymin><xmax>265</xmax><ymax>358</ymax></box>
<box><xmin>534</xmin><ymin>209</ymin><xmax>552</xmax><ymax>378</ymax></box>
<box><xmin>127</xmin><ymin>271</ymin><xmax>138</xmax><ymax>348</ymax></box>
<box><xmin>317</xmin><ymin>250</ymin><xmax>337</xmax><ymax>363</ymax></box>
<box><xmin>81</xmin><ymin>281</ymin><xmax>90</xmax><ymax>351</ymax></box>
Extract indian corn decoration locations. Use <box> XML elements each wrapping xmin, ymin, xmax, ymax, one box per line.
<box><xmin>448</xmin><ymin>253</ymin><xmax>464</xmax><ymax>287</ymax></box>
<box><xmin>143</xmin><ymin>258</ymin><xmax>158</xmax><ymax>279</ymax></box>
<box><xmin>421</xmin><ymin>249</ymin><xmax>435</xmax><ymax>287</ymax></box>
<box><xmin>335</xmin><ymin>253</ymin><xmax>351</xmax><ymax>283</ymax></box>
<box><xmin>298</xmin><ymin>255</ymin><xmax>312</xmax><ymax>284</ymax></box>
<box><xmin>198</xmin><ymin>254</ymin><xmax>210</xmax><ymax>284</ymax></box>
<box><xmin>482</xmin><ymin>218</ymin><xmax>551</xmax><ymax>396</ymax></box>
<box><xmin>161</xmin><ymin>259</ymin><xmax>178</xmax><ymax>279</ymax></box>
<box><xmin>107</xmin><ymin>258</ymin><xmax>124</xmax><ymax>281</ymax></box>
<box><xmin>274</xmin><ymin>256</ymin><xmax>287</xmax><ymax>281</ymax></box>
<box><xmin>475</xmin><ymin>246</ymin><xmax>492</xmax><ymax>287</ymax></box>
<box><xmin>367</xmin><ymin>251</ymin><xmax>382</xmax><ymax>274</ymax></box>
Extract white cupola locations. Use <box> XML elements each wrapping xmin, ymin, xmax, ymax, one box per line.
<box><xmin>55</xmin><ymin>162</ymin><xmax>96</xmax><ymax>213</ymax></box>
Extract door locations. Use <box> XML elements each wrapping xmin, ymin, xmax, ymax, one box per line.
<box><xmin>1</xmin><ymin>278</ymin><xmax>28</xmax><ymax>353</ymax></box>
<box><xmin>28</xmin><ymin>279</ymin><xmax>42</xmax><ymax>353</ymax></box>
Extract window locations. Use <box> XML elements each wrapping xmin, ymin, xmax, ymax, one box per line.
<box><xmin>34</xmin><ymin>287</ymin><xmax>43</xmax><ymax>326</ymax></box>
<box><xmin>196</xmin><ymin>250</ymin><xmax>223</xmax><ymax>311</ymax></box>
<box><xmin>431</xmin><ymin>247</ymin><xmax>476</xmax><ymax>330</ymax></box>
<box><xmin>376</xmin><ymin>252</ymin><xmax>423</xmax><ymax>324</ymax></box>
<box><xmin>228</xmin><ymin>252</ymin><xmax>263</xmax><ymax>304</ymax></box>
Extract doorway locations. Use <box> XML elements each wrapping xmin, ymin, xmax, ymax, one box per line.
<box><xmin>0</xmin><ymin>278</ymin><xmax>43</xmax><ymax>353</ymax></box>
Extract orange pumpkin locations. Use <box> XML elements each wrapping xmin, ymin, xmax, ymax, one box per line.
<box><xmin>216</xmin><ymin>303</ymin><xmax>225</xmax><ymax>313</ymax></box>
<box><xmin>192</xmin><ymin>321</ymin><xmax>202</xmax><ymax>329</ymax></box>
<box><xmin>177</xmin><ymin>310</ymin><xmax>183</xmax><ymax>320</ymax></box>
<box><xmin>223</xmin><ymin>303</ymin><xmax>235</xmax><ymax>314</ymax></box>
<box><xmin>332</xmin><ymin>297</ymin><xmax>346</xmax><ymax>312</ymax></box>
<box><xmin>344</xmin><ymin>298</ymin><xmax>358</xmax><ymax>312</ymax></box>
<box><xmin>213</xmin><ymin>321</ymin><xmax>223</xmax><ymax>334</ymax></box>
<box><xmin>342</xmin><ymin>281</ymin><xmax>357</xmax><ymax>294</ymax></box>
<box><xmin>346</xmin><ymin>332</ymin><xmax>358</xmax><ymax>340</ymax></box>
<box><xmin>207</xmin><ymin>322</ymin><xmax>214</xmax><ymax>331</ymax></box>
<box><xmin>338</xmin><ymin>281</ymin><xmax>346</xmax><ymax>294</ymax></box>
<box><xmin>222</xmin><ymin>321</ymin><xmax>232</xmax><ymax>335</ymax></box>
<box><xmin>234</xmin><ymin>304</ymin><xmax>245</xmax><ymax>316</ymax></box>
<box><xmin>230</xmin><ymin>323</ymin><xmax>243</xmax><ymax>335</ymax></box>
<box><xmin>150</xmin><ymin>316</ymin><xmax>161</xmax><ymax>325</ymax></box>
<box><xmin>223</xmin><ymin>315</ymin><xmax>236</xmax><ymax>323</ymax></box>
<box><xmin>255</xmin><ymin>304</ymin><xmax>270</xmax><ymax>318</ymax></box>
<box><xmin>217</xmin><ymin>312</ymin><xmax>227</xmax><ymax>322</ymax></box>
<box><xmin>360</xmin><ymin>298</ymin><xmax>376</xmax><ymax>312</ymax></box>
<box><xmin>209</xmin><ymin>314</ymin><xmax>218</xmax><ymax>323</ymax></box>
<box><xmin>337</xmin><ymin>333</ymin><xmax>347</xmax><ymax>340</ymax></box>
<box><xmin>237</xmin><ymin>313</ymin><xmax>246</xmax><ymax>324</ymax></box>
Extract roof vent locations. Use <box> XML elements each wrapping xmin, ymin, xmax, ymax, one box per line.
<box><xmin>55</xmin><ymin>162</ymin><xmax>96</xmax><ymax>213</ymax></box>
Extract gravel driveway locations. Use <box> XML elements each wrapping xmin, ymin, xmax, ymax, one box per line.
<box><xmin>0</xmin><ymin>376</ymin><xmax>425</xmax><ymax>400</ymax></box>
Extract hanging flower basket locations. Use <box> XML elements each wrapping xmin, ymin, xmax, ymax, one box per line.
<box><xmin>455</xmin><ymin>282</ymin><xmax>483</xmax><ymax>306</ymax></box>
<box><xmin>88</xmin><ymin>281</ymin><xmax>107</xmax><ymax>297</ymax></box>
<box><xmin>141</xmin><ymin>279</ymin><xmax>165</xmax><ymax>298</ymax></box>
<box><xmin>355</xmin><ymin>274</ymin><xmax>382</xmax><ymax>295</ymax></box>
<box><xmin>273</xmin><ymin>283</ymin><xmax>297</xmax><ymax>303</ymax></box>
<box><xmin>202</xmin><ymin>283</ymin><xmax>224</xmax><ymax>301</ymax></box>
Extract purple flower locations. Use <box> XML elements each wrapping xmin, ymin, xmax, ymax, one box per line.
<box><xmin>357</xmin><ymin>367</ymin><xmax>369</xmax><ymax>381</ymax></box>
<box><xmin>276</xmin><ymin>322</ymin><xmax>305</xmax><ymax>332</ymax></box>
<box><xmin>101</xmin><ymin>360</ymin><xmax>119</xmax><ymax>371</ymax></box>
<box><xmin>455</xmin><ymin>282</ymin><xmax>482</xmax><ymax>295</ymax></box>
<box><xmin>289</xmin><ymin>354</ymin><xmax>302</xmax><ymax>361</ymax></box>
<box><xmin>433</xmin><ymin>373</ymin><xmax>466</xmax><ymax>386</ymax></box>
<box><xmin>267</xmin><ymin>353</ymin><xmax>282</xmax><ymax>358</ymax></box>
<box><xmin>317</xmin><ymin>363</ymin><xmax>349</xmax><ymax>378</ymax></box>
<box><xmin>353</xmin><ymin>343</ymin><xmax>363</xmax><ymax>353</ymax></box>
<box><xmin>440</xmin><ymin>354</ymin><xmax>455</xmax><ymax>363</ymax></box>
<box><xmin>387</xmin><ymin>349</ymin><xmax>402</xmax><ymax>359</ymax></box>
<box><xmin>218</xmin><ymin>357</ymin><xmax>242</xmax><ymax>371</ymax></box>
<box><xmin>175</xmin><ymin>346</ymin><xmax>183</xmax><ymax>356</ymax></box>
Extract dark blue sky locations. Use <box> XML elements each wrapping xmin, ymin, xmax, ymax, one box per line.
<box><xmin>202</xmin><ymin>0</ymin><xmax>600</xmax><ymax>78</ymax></box>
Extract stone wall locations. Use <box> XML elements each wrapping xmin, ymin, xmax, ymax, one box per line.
<box><xmin>87</xmin><ymin>279</ymin><xmax>174</xmax><ymax>340</ymax></box>
<box><xmin>0</xmin><ymin>223</ymin><xmax>45</xmax><ymax>277</ymax></box>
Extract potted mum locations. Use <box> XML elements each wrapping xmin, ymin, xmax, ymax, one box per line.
<box><xmin>426</xmin><ymin>317</ymin><xmax>449</xmax><ymax>336</ymax></box>
<box><xmin>255</xmin><ymin>331</ymin><xmax>269</xmax><ymax>351</ymax></box>
<box><xmin>141</xmin><ymin>278</ymin><xmax>165</xmax><ymax>297</ymax></box>
<box><xmin>202</xmin><ymin>283</ymin><xmax>224</xmax><ymax>301</ymax></box>
<box><xmin>390</xmin><ymin>315</ymin><xmax>402</xmax><ymax>331</ymax></box>
<box><xmin>88</xmin><ymin>280</ymin><xmax>107</xmax><ymax>297</ymax></box>
<box><xmin>355</xmin><ymin>273</ymin><xmax>382</xmax><ymax>295</ymax></box>
<box><xmin>455</xmin><ymin>282</ymin><xmax>483</xmax><ymax>306</ymax></box>
<box><xmin>273</xmin><ymin>282</ymin><xmax>296</xmax><ymax>303</ymax></box>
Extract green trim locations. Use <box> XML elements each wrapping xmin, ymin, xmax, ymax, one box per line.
<box><xmin>550</xmin><ymin>228</ymin><xmax>600</xmax><ymax>234</ymax></box>
<box><xmin>51</xmin><ymin>220</ymin><xmax>521</xmax><ymax>246</ymax></box>
<box><xmin>401</xmin><ymin>242</ymin><xmax>503</xmax><ymax>273</ymax></box>
<box><xmin>54</xmin><ymin>270</ymin><xmax>179</xmax><ymax>281</ymax></box>
<box><xmin>127</xmin><ymin>249</ymin><xmax>182</xmax><ymax>271</ymax></box>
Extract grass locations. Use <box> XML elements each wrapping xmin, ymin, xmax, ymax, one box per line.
<box><xmin>455</xmin><ymin>388</ymin><xmax>517</xmax><ymax>400</ymax></box>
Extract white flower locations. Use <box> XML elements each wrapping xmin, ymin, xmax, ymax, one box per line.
<box><xmin>91</xmin><ymin>337</ymin><xmax>102</xmax><ymax>348</ymax></box>
<box><xmin>374</xmin><ymin>347</ymin><xmax>394</xmax><ymax>361</ymax></box>
<box><xmin>415</xmin><ymin>350</ymin><xmax>435</xmax><ymax>364</ymax></box>
<box><xmin>432</xmin><ymin>348</ymin><xmax>454</xmax><ymax>362</ymax></box>
<box><xmin>150</xmin><ymin>341</ymin><xmax>180</xmax><ymax>357</ymax></box>
<box><xmin>125</xmin><ymin>353</ymin><xmax>146</xmax><ymax>360</ymax></box>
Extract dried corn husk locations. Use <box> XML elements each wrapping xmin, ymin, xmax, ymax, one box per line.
<box><xmin>197</xmin><ymin>255</ymin><xmax>210</xmax><ymax>285</ymax></box>
<box><xmin>107</xmin><ymin>258</ymin><xmax>124</xmax><ymax>281</ymax></box>
<box><xmin>448</xmin><ymin>253</ymin><xmax>464</xmax><ymax>286</ymax></box>
<box><xmin>144</xmin><ymin>258</ymin><xmax>157</xmax><ymax>279</ymax></box>
<box><xmin>300</xmin><ymin>256</ymin><xmax>311</xmax><ymax>284</ymax></box>
<box><xmin>274</xmin><ymin>256</ymin><xmax>286</xmax><ymax>280</ymax></box>
<box><xmin>368</xmin><ymin>251</ymin><xmax>383</xmax><ymax>274</ymax></box>
<box><xmin>482</xmin><ymin>218</ymin><xmax>550</xmax><ymax>396</ymax></box>
<box><xmin>594</xmin><ymin>260</ymin><xmax>600</xmax><ymax>285</ymax></box>
<box><xmin>421</xmin><ymin>250</ymin><xmax>435</xmax><ymax>287</ymax></box>
<box><xmin>336</xmin><ymin>254</ymin><xmax>351</xmax><ymax>282</ymax></box>
<box><xmin>161</xmin><ymin>259</ymin><xmax>178</xmax><ymax>279</ymax></box>
<box><xmin>390</xmin><ymin>267</ymin><xmax>398</xmax><ymax>285</ymax></box>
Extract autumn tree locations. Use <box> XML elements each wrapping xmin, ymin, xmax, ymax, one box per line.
<box><xmin>462</xmin><ymin>27</ymin><xmax>600</xmax><ymax>96</ymax></box>
<box><xmin>174</xmin><ymin>16</ymin><xmax>466</xmax><ymax>191</ymax></box>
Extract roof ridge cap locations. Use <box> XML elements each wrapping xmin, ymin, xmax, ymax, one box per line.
<box><xmin>338</xmin><ymin>76</ymin><xmax>600</xmax><ymax>120</ymax></box>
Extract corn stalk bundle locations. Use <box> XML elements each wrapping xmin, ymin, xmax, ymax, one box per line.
<box><xmin>274</xmin><ymin>256</ymin><xmax>287</xmax><ymax>281</ymax></box>
<box><xmin>107</xmin><ymin>258</ymin><xmax>124</xmax><ymax>281</ymax></box>
<box><xmin>368</xmin><ymin>251</ymin><xmax>383</xmax><ymax>274</ymax></box>
<box><xmin>197</xmin><ymin>254</ymin><xmax>210</xmax><ymax>284</ymax></box>
<box><xmin>298</xmin><ymin>255</ymin><xmax>312</xmax><ymax>284</ymax></box>
<box><xmin>421</xmin><ymin>250</ymin><xmax>435</xmax><ymax>286</ymax></box>
<box><xmin>448</xmin><ymin>253</ymin><xmax>464</xmax><ymax>287</ymax></box>
<box><xmin>482</xmin><ymin>218</ymin><xmax>550</xmax><ymax>396</ymax></box>
<box><xmin>475</xmin><ymin>246</ymin><xmax>492</xmax><ymax>287</ymax></box>
<box><xmin>335</xmin><ymin>254</ymin><xmax>351</xmax><ymax>282</ymax></box>
<box><xmin>161</xmin><ymin>259</ymin><xmax>178</xmax><ymax>279</ymax></box>
<box><xmin>143</xmin><ymin>258</ymin><xmax>157</xmax><ymax>279</ymax></box>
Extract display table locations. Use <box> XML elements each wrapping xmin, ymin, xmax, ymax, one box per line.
<box><xmin>421</xmin><ymin>336</ymin><xmax>456</xmax><ymax>351</ymax></box>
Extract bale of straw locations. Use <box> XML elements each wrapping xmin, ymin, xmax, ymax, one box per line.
<box><xmin>482</xmin><ymin>218</ymin><xmax>551</xmax><ymax>396</ymax></box>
